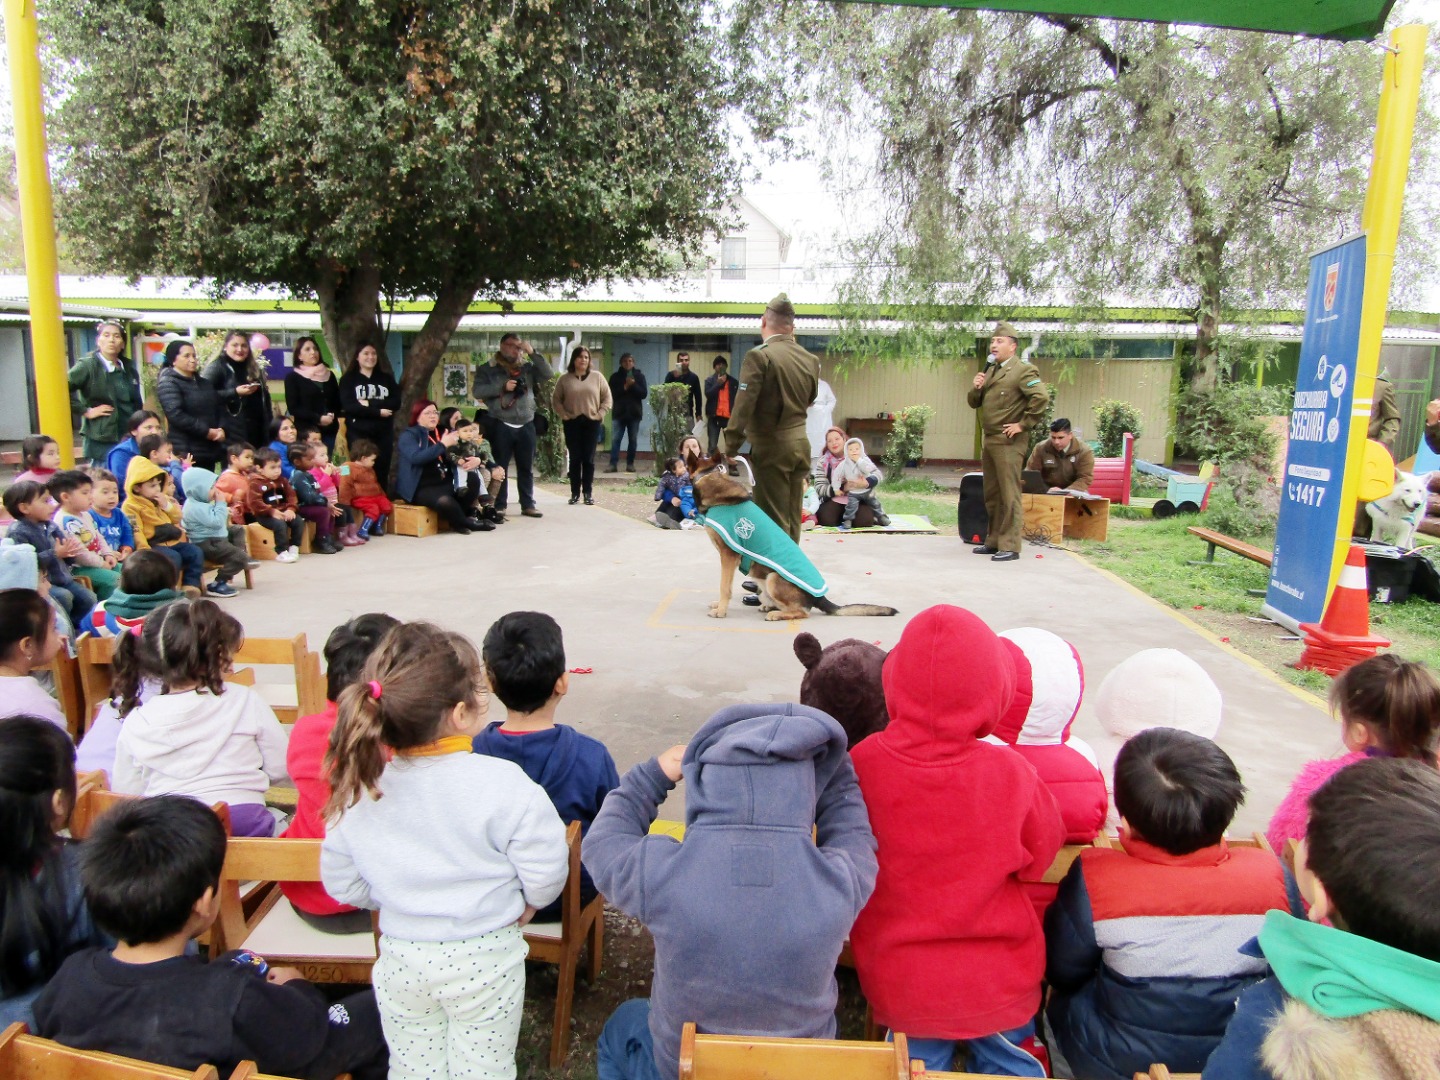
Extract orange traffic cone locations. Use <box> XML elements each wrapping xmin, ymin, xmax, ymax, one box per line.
<box><xmin>1295</xmin><ymin>545</ymin><xmax>1390</xmax><ymax>677</ymax></box>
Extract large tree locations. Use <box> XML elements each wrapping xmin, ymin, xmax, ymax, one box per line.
<box><xmin>46</xmin><ymin>0</ymin><xmax>738</xmax><ymax>420</ymax></box>
<box><xmin>730</xmin><ymin>6</ymin><xmax>1438</xmax><ymax>387</ymax></box>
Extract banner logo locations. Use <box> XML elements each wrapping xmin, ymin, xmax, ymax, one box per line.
<box><xmin>1324</xmin><ymin>263</ymin><xmax>1339</xmax><ymax>311</ymax></box>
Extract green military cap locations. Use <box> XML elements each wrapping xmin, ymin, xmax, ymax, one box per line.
<box><xmin>992</xmin><ymin>321</ymin><xmax>1019</xmax><ymax>342</ymax></box>
<box><xmin>766</xmin><ymin>293</ymin><xmax>796</xmax><ymax>322</ymax></box>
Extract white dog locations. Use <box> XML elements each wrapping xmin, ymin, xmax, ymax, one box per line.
<box><xmin>1367</xmin><ymin>469</ymin><xmax>1430</xmax><ymax>548</ymax></box>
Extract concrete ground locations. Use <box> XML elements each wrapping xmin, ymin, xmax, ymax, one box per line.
<box><xmin>223</xmin><ymin>485</ymin><xmax>1337</xmax><ymax>836</ymax></box>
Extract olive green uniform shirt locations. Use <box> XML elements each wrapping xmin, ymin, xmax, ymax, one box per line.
<box><xmin>966</xmin><ymin>358</ymin><xmax>1050</xmax><ymax>435</ymax></box>
<box><xmin>1367</xmin><ymin>374</ymin><xmax>1401</xmax><ymax>452</ymax></box>
<box><xmin>1027</xmin><ymin>438</ymin><xmax>1095</xmax><ymax>492</ymax></box>
<box><xmin>723</xmin><ymin>335</ymin><xmax>819</xmax><ymax>454</ymax></box>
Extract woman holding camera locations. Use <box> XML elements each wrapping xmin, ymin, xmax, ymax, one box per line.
<box><xmin>202</xmin><ymin>331</ymin><xmax>274</xmax><ymax>447</ymax></box>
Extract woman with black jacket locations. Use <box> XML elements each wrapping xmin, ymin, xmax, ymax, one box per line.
<box><xmin>283</xmin><ymin>336</ymin><xmax>342</xmax><ymax>451</ymax></box>
<box><xmin>201</xmin><ymin>331</ymin><xmax>274</xmax><ymax>447</ymax></box>
<box><xmin>338</xmin><ymin>342</ymin><xmax>400</xmax><ymax>491</ymax></box>
<box><xmin>155</xmin><ymin>339</ymin><xmax>227</xmax><ymax>470</ymax></box>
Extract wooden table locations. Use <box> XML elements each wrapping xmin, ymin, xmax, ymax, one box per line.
<box><xmin>1021</xmin><ymin>492</ymin><xmax>1110</xmax><ymax>542</ymax></box>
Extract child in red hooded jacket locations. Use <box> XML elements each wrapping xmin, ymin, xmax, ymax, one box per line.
<box><xmin>849</xmin><ymin>605</ymin><xmax>1065</xmax><ymax>1076</ymax></box>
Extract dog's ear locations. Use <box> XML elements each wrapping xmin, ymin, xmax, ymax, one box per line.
<box><xmin>794</xmin><ymin>632</ymin><xmax>823</xmax><ymax>670</ymax></box>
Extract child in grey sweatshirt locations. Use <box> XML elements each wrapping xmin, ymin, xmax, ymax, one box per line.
<box><xmin>831</xmin><ymin>437</ymin><xmax>891</xmax><ymax>529</ymax></box>
<box><xmin>583</xmin><ymin>704</ymin><xmax>878</xmax><ymax>1080</ymax></box>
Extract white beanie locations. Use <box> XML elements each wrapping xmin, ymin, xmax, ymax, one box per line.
<box><xmin>1093</xmin><ymin>648</ymin><xmax>1223</xmax><ymax>742</ymax></box>
<box><xmin>0</xmin><ymin>538</ymin><xmax>39</xmax><ymax>591</ymax></box>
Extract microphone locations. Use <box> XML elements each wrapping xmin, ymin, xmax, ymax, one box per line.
<box><xmin>984</xmin><ymin>352</ymin><xmax>997</xmax><ymax>371</ymax></box>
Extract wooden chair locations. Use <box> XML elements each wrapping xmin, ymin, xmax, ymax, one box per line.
<box><xmin>0</xmin><ymin>1022</ymin><xmax>220</xmax><ymax>1079</ymax></box>
<box><xmin>678</xmin><ymin>1024</ymin><xmax>909</xmax><ymax>1080</ymax></box>
<box><xmin>70</xmin><ymin>786</ymin><xmax>233</xmax><ymax>840</ymax></box>
<box><xmin>40</xmin><ymin>649</ymin><xmax>86</xmax><ymax>740</ymax></box>
<box><xmin>215</xmin><ymin>836</ymin><xmax>378</xmax><ymax>984</ymax></box>
<box><xmin>203</xmin><ymin>559</ymin><xmax>254</xmax><ymax>590</ymax></box>
<box><xmin>75</xmin><ymin>632</ymin><xmax>323</xmax><ymax>727</ymax></box>
<box><xmin>525</xmin><ymin>820</ymin><xmax>606</xmax><ymax>1067</ymax></box>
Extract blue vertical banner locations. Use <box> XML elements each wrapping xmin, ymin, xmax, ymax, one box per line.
<box><xmin>1262</xmin><ymin>235</ymin><xmax>1367</xmax><ymax>631</ymax></box>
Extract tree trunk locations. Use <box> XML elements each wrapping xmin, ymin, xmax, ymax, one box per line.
<box><xmin>315</xmin><ymin>261</ymin><xmax>384</xmax><ymax>373</ymax></box>
<box><xmin>1190</xmin><ymin>252</ymin><xmax>1224</xmax><ymax>392</ymax></box>
<box><xmin>399</xmin><ymin>277</ymin><xmax>484</xmax><ymax>414</ymax></box>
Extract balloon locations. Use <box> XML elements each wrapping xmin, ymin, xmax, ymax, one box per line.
<box><xmin>249</xmin><ymin>333</ymin><xmax>271</xmax><ymax>353</ymax></box>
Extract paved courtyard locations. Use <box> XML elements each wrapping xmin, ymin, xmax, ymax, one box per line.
<box><xmin>223</xmin><ymin>486</ymin><xmax>1338</xmax><ymax>836</ymax></box>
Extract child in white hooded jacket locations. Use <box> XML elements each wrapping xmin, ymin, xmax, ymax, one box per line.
<box><xmin>831</xmin><ymin>437</ymin><xmax>890</xmax><ymax>529</ymax></box>
<box><xmin>109</xmin><ymin>598</ymin><xmax>289</xmax><ymax>836</ymax></box>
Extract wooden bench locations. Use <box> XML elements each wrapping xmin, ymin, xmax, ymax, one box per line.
<box><xmin>391</xmin><ymin>501</ymin><xmax>447</xmax><ymax>538</ymax></box>
<box><xmin>75</xmin><ymin>632</ymin><xmax>324</xmax><ymax>727</ymax></box>
<box><xmin>1187</xmin><ymin>526</ymin><xmax>1273</xmax><ymax>569</ymax></box>
<box><xmin>678</xmin><ymin>1024</ymin><xmax>910</xmax><ymax>1080</ymax></box>
<box><xmin>0</xmin><ymin>1023</ymin><xmax>221</xmax><ymax>1079</ymax></box>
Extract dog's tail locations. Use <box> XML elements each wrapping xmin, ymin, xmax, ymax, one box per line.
<box><xmin>813</xmin><ymin>596</ymin><xmax>898</xmax><ymax>617</ymax></box>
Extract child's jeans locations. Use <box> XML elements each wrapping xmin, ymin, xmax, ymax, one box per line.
<box><xmin>843</xmin><ymin>490</ymin><xmax>884</xmax><ymax>524</ymax></box>
<box><xmin>248</xmin><ymin>514</ymin><xmax>305</xmax><ymax>551</ymax></box>
<box><xmin>894</xmin><ymin>1020</ymin><xmax>1047</xmax><ymax>1077</ymax></box>
<box><xmin>373</xmin><ymin>925</ymin><xmax>527</xmax><ymax>1080</ymax></box>
<box><xmin>597</xmin><ymin>998</ymin><xmax>664</xmax><ymax>1080</ymax></box>
<box><xmin>50</xmin><ymin>577</ymin><xmax>97</xmax><ymax>627</ymax></box>
<box><xmin>153</xmin><ymin>542</ymin><xmax>205</xmax><ymax>587</ymax></box>
<box><xmin>297</xmin><ymin>503</ymin><xmax>336</xmax><ymax>539</ymax></box>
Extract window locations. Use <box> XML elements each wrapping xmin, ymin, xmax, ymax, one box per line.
<box><xmin>721</xmin><ymin>238</ymin><xmax>746</xmax><ymax>280</ymax></box>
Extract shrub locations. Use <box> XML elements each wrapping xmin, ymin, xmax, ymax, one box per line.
<box><xmin>648</xmin><ymin>383</ymin><xmax>694</xmax><ymax>475</ymax></box>
<box><xmin>1093</xmin><ymin>399</ymin><xmax>1144</xmax><ymax>457</ymax></box>
<box><xmin>535</xmin><ymin>374</ymin><xmax>565</xmax><ymax>480</ymax></box>
<box><xmin>881</xmin><ymin>404</ymin><xmax>935</xmax><ymax>475</ymax></box>
<box><xmin>1176</xmin><ymin>383</ymin><xmax>1287</xmax><ymax>535</ymax></box>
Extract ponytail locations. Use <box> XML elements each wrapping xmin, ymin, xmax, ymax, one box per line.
<box><xmin>111</xmin><ymin>599</ymin><xmax>243</xmax><ymax>715</ymax></box>
<box><xmin>1332</xmin><ymin>654</ymin><xmax>1440</xmax><ymax>766</ymax></box>
<box><xmin>323</xmin><ymin>621</ymin><xmax>484</xmax><ymax>820</ymax></box>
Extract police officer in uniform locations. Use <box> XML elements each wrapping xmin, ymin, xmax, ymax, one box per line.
<box><xmin>966</xmin><ymin>322</ymin><xmax>1049</xmax><ymax>562</ymax></box>
<box><xmin>1027</xmin><ymin>418</ymin><xmax>1095</xmax><ymax>492</ymax></box>
<box><xmin>723</xmin><ymin>293</ymin><xmax>819</xmax><ymax>543</ymax></box>
<box><xmin>1367</xmin><ymin>370</ymin><xmax>1402</xmax><ymax>455</ymax></box>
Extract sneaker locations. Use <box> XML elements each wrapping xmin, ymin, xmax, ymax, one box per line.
<box><xmin>604</xmin><ymin>465</ymin><xmax>619</xmax><ymax>473</ymax></box>
<box><xmin>316</xmin><ymin>537</ymin><xmax>340</xmax><ymax>554</ymax></box>
<box><xmin>288</xmin><ymin>546</ymin><xmax>302</xmax><ymax>558</ymax></box>
<box><xmin>875</xmin><ymin>514</ymin><xmax>892</xmax><ymax>527</ymax></box>
<box><xmin>625</xmin><ymin>465</ymin><xmax>636</xmax><ymax>472</ymax></box>
<box><xmin>838</xmin><ymin>522</ymin><xmax>852</xmax><ymax>531</ymax></box>
<box><xmin>276</xmin><ymin>549</ymin><xmax>298</xmax><ymax>563</ymax></box>
<box><xmin>206</xmin><ymin>580</ymin><xmax>238</xmax><ymax>597</ymax></box>
<box><xmin>680</xmin><ymin>519</ymin><xmax>699</xmax><ymax>530</ymax></box>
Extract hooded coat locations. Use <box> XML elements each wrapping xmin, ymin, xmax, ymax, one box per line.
<box><xmin>112</xmin><ymin>683</ymin><xmax>289</xmax><ymax>807</ymax></box>
<box><xmin>582</xmin><ymin>704</ymin><xmax>878</xmax><ymax>1080</ymax></box>
<box><xmin>122</xmin><ymin>458</ymin><xmax>186</xmax><ymax>549</ymax></box>
<box><xmin>180</xmin><ymin>469</ymin><xmax>231</xmax><ymax>542</ymax></box>
<box><xmin>1203</xmin><ymin>911</ymin><xmax>1440</xmax><ymax>1080</ymax></box>
<box><xmin>849</xmin><ymin>605</ymin><xmax>1065</xmax><ymax>1040</ymax></box>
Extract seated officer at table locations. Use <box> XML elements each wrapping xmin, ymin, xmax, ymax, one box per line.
<box><xmin>1027</xmin><ymin>419</ymin><xmax>1095</xmax><ymax>494</ymax></box>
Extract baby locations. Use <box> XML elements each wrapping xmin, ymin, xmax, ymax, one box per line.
<box><xmin>831</xmin><ymin>437</ymin><xmax>891</xmax><ymax>529</ymax></box>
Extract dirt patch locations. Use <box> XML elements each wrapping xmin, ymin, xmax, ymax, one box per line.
<box><xmin>538</xmin><ymin>481</ymin><xmax>662</xmax><ymax>529</ymax></box>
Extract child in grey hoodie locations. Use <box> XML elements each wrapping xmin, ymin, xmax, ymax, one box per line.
<box><xmin>584</xmin><ymin>703</ymin><xmax>878</xmax><ymax>1080</ymax></box>
<box><xmin>832</xmin><ymin>437</ymin><xmax>891</xmax><ymax>529</ymax></box>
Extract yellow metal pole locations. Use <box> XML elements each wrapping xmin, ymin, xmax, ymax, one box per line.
<box><xmin>1328</xmin><ymin>23</ymin><xmax>1427</xmax><ymax>596</ymax></box>
<box><xmin>5</xmin><ymin>0</ymin><xmax>73</xmax><ymax>465</ymax></box>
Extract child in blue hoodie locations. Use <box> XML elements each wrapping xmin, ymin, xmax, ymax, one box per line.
<box><xmin>84</xmin><ymin>469</ymin><xmax>135</xmax><ymax>559</ymax></box>
<box><xmin>179</xmin><ymin>469</ymin><xmax>250</xmax><ymax>597</ymax></box>
<box><xmin>1203</xmin><ymin>757</ymin><xmax>1440</xmax><ymax>1079</ymax></box>
<box><xmin>473</xmin><ymin>611</ymin><xmax>618</xmax><ymax>924</ymax></box>
<box><xmin>583</xmin><ymin>704</ymin><xmax>878</xmax><ymax>1080</ymax></box>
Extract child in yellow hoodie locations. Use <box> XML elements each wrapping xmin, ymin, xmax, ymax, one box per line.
<box><xmin>122</xmin><ymin>457</ymin><xmax>205</xmax><ymax>591</ymax></box>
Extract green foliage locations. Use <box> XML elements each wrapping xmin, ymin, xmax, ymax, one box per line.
<box><xmin>1093</xmin><ymin>400</ymin><xmax>1144</xmax><ymax>457</ymax></box>
<box><xmin>881</xmin><ymin>404</ymin><xmax>934</xmax><ymax>474</ymax></box>
<box><xmin>45</xmin><ymin>0</ymin><xmax>742</xmax><ymax>419</ymax></box>
<box><xmin>534</xmin><ymin>375</ymin><xmax>565</xmax><ymax>481</ymax></box>
<box><xmin>1176</xmin><ymin>383</ymin><xmax>1288</xmax><ymax>532</ymax></box>
<box><xmin>648</xmin><ymin>384</ymin><xmax>694</xmax><ymax>474</ymax></box>
<box><xmin>728</xmin><ymin>6</ymin><xmax>1439</xmax><ymax>380</ymax></box>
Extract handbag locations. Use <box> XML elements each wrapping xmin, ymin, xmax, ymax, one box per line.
<box><xmin>532</xmin><ymin>412</ymin><xmax>550</xmax><ymax>438</ymax></box>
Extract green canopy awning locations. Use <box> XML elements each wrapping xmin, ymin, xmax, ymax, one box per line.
<box><xmin>839</xmin><ymin>0</ymin><xmax>1395</xmax><ymax>40</ymax></box>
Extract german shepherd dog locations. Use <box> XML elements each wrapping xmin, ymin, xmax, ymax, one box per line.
<box><xmin>687</xmin><ymin>450</ymin><xmax>898</xmax><ymax>622</ymax></box>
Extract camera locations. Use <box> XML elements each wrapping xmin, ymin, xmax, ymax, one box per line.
<box><xmin>509</xmin><ymin>373</ymin><xmax>526</xmax><ymax>395</ymax></box>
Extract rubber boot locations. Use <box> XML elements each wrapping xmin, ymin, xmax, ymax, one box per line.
<box><xmin>372</xmin><ymin>515</ymin><xmax>386</xmax><ymax>537</ymax></box>
<box><xmin>358</xmin><ymin>516</ymin><xmax>374</xmax><ymax>539</ymax></box>
<box><xmin>339</xmin><ymin>522</ymin><xmax>365</xmax><ymax>547</ymax></box>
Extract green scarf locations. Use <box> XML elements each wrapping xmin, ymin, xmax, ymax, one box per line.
<box><xmin>104</xmin><ymin>587</ymin><xmax>184</xmax><ymax>621</ymax></box>
<box><xmin>1260</xmin><ymin>909</ymin><xmax>1440</xmax><ymax>1021</ymax></box>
